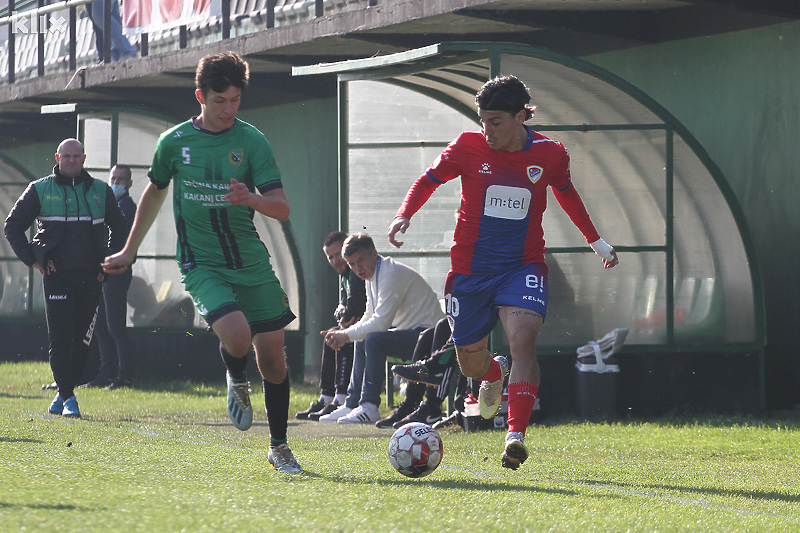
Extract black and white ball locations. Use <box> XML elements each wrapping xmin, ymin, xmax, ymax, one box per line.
<box><xmin>388</xmin><ymin>422</ymin><xmax>443</xmax><ymax>478</ymax></box>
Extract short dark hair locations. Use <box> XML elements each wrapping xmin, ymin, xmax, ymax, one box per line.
<box><xmin>195</xmin><ymin>52</ymin><xmax>249</xmax><ymax>97</ymax></box>
<box><xmin>475</xmin><ymin>75</ymin><xmax>536</xmax><ymax>121</ymax></box>
<box><xmin>112</xmin><ymin>164</ymin><xmax>132</xmax><ymax>181</ymax></box>
<box><xmin>323</xmin><ymin>231</ymin><xmax>348</xmax><ymax>248</ymax></box>
<box><xmin>342</xmin><ymin>232</ymin><xmax>375</xmax><ymax>257</ymax></box>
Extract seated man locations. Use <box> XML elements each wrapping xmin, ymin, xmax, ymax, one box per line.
<box><xmin>319</xmin><ymin>232</ymin><xmax>444</xmax><ymax>424</ymax></box>
<box><xmin>296</xmin><ymin>231</ymin><xmax>366</xmax><ymax>420</ymax></box>
<box><xmin>377</xmin><ymin>316</ymin><xmax>459</xmax><ymax>429</ymax></box>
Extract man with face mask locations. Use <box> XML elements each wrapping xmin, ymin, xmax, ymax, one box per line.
<box><xmin>83</xmin><ymin>164</ymin><xmax>137</xmax><ymax>390</ymax></box>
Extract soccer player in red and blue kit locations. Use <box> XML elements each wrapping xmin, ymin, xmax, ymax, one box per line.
<box><xmin>389</xmin><ymin>75</ymin><xmax>619</xmax><ymax>470</ymax></box>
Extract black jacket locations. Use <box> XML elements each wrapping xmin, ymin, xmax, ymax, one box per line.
<box><xmin>4</xmin><ymin>166</ymin><xmax>126</xmax><ymax>272</ymax></box>
<box><xmin>341</xmin><ymin>268</ymin><xmax>367</xmax><ymax>323</ymax></box>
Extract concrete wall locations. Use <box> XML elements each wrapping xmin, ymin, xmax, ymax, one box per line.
<box><xmin>586</xmin><ymin>21</ymin><xmax>800</xmax><ymax>408</ymax></box>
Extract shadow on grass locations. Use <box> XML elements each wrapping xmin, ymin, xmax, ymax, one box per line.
<box><xmin>578</xmin><ymin>479</ymin><xmax>800</xmax><ymax>503</ymax></box>
<box><xmin>296</xmin><ymin>469</ymin><xmax>583</xmax><ymax>495</ymax></box>
<box><xmin>0</xmin><ymin>436</ymin><xmax>43</xmax><ymax>444</ymax></box>
<box><xmin>0</xmin><ymin>502</ymin><xmax>81</xmax><ymax>510</ymax></box>
<box><xmin>537</xmin><ymin>412</ymin><xmax>800</xmax><ymax>431</ymax></box>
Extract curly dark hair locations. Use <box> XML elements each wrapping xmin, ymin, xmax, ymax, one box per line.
<box><xmin>475</xmin><ymin>75</ymin><xmax>536</xmax><ymax>120</ymax></box>
<box><xmin>195</xmin><ymin>52</ymin><xmax>249</xmax><ymax>96</ymax></box>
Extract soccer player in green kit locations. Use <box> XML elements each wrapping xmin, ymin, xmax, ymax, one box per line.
<box><xmin>103</xmin><ymin>52</ymin><xmax>303</xmax><ymax>474</ymax></box>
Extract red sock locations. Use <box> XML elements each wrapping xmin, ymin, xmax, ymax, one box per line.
<box><xmin>478</xmin><ymin>358</ymin><xmax>502</xmax><ymax>383</ymax></box>
<box><xmin>507</xmin><ymin>382</ymin><xmax>539</xmax><ymax>436</ymax></box>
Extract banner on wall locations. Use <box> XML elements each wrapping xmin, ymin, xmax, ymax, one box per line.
<box><xmin>122</xmin><ymin>0</ymin><xmax>220</xmax><ymax>34</ymax></box>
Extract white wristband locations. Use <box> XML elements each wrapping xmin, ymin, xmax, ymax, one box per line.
<box><xmin>590</xmin><ymin>238</ymin><xmax>614</xmax><ymax>261</ymax></box>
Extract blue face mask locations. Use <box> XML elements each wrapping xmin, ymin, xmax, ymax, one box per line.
<box><xmin>111</xmin><ymin>184</ymin><xmax>127</xmax><ymax>198</ymax></box>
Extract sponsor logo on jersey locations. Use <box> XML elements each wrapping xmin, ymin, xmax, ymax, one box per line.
<box><xmin>479</xmin><ymin>163</ymin><xmax>492</xmax><ymax>174</ymax></box>
<box><xmin>48</xmin><ymin>294</ymin><xmax>67</xmax><ymax>300</ymax></box>
<box><xmin>229</xmin><ymin>148</ymin><xmax>244</xmax><ymax>166</ymax></box>
<box><xmin>173</xmin><ymin>130</ymin><xmax>183</xmax><ymax>138</ymax></box>
<box><xmin>527</xmin><ymin>165</ymin><xmax>543</xmax><ymax>184</ymax></box>
<box><xmin>483</xmin><ymin>184</ymin><xmax>531</xmax><ymax>220</ymax></box>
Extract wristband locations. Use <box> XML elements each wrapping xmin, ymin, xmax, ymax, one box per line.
<box><xmin>590</xmin><ymin>238</ymin><xmax>614</xmax><ymax>261</ymax></box>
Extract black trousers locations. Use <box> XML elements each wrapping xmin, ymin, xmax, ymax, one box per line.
<box><xmin>319</xmin><ymin>341</ymin><xmax>354</xmax><ymax>397</ymax></box>
<box><xmin>95</xmin><ymin>268</ymin><xmax>134</xmax><ymax>381</ymax></box>
<box><xmin>405</xmin><ymin>317</ymin><xmax>454</xmax><ymax>406</ymax></box>
<box><xmin>43</xmin><ymin>270</ymin><xmax>102</xmax><ymax>400</ymax></box>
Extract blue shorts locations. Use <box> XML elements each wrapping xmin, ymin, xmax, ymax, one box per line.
<box><xmin>444</xmin><ymin>263</ymin><xmax>549</xmax><ymax>346</ymax></box>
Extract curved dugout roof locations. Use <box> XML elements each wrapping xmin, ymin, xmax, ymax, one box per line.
<box><xmin>295</xmin><ymin>41</ymin><xmax>765</xmax><ymax>351</ymax></box>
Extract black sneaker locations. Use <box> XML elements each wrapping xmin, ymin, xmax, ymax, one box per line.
<box><xmin>308</xmin><ymin>401</ymin><xmax>341</xmax><ymax>421</ymax></box>
<box><xmin>104</xmin><ymin>379</ymin><xmax>132</xmax><ymax>391</ymax></box>
<box><xmin>295</xmin><ymin>398</ymin><xmax>326</xmax><ymax>420</ymax></box>
<box><xmin>393</xmin><ymin>401</ymin><xmax>443</xmax><ymax>429</ymax></box>
<box><xmin>79</xmin><ymin>376</ymin><xmax>113</xmax><ymax>389</ymax></box>
<box><xmin>375</xmin><ymin>401</ymin><xmax>416</xmax><ymax>429</ymax></box>
<box><xmin>392</xmin><ymin>360</ymin><xmax>444</xmax><ymax>387</ymax></box>
<box><xmin>432</xmin><ymin>411</ymin><xmax>460</xmax><ymax>430</ymax></box>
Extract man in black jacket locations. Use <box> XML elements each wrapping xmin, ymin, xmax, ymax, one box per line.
<box><xmin>4</xmin><ymin>138</ymin><xmax>126</xmax><ymax>418</ymax></box>
<box><xmin>295</xmin><ymin>231</ymin><xmax>366</xmax><ymax>421</ymax></box>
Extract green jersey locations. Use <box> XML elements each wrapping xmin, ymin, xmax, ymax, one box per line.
<box><xmin>149</xmin><ymin>118</ymin><xmax>283</xmax><ymax>274</ymax></box>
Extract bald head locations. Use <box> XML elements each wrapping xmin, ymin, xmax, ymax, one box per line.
<box><xmin>55</xmin><ymin>138</ymin><xmax>85</xmax><ymax>179</ymax></box>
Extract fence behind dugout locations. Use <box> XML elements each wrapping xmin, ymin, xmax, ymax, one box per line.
<box><xmin>0</xmin><ymin>0</ymin><xmax>379</xmax><ymax>84</ymax></box>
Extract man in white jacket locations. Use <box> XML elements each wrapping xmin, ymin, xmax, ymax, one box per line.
<box><xmin>320</xmin><ymin>232</ymin><xmax>444</xmax><ymax>424</ymax></box>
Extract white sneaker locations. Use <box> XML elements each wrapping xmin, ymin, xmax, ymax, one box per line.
<box><xmin>478</xmin><ymin>355</ymin><xmax>509</xmax><ymax>419</ymax></box>
<box><xmin>337</xmin><ymin>403</ymin><xmax>380</xmax><ymax>424</ymax></box>
<box><xmin>226</xmin><ymin>371</ymin><xmax>253</xmax><ymax>431</ymax></box>
<box><xmin>319</xmin><ymin>404</ymin><xmax>352</xmax><ymax>423</ymax></box>
<box><xmin>268</xmin><ymin>443</ymin><xmax>304</xmax><ymax>474</ymax></box>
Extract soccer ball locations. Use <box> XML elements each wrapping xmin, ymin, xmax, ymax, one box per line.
<box><xmin>388</xmin><ymin>422</ymin><xmax>443</xmax><ymax>478</ymax></box>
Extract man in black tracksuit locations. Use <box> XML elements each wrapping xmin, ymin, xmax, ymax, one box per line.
<box><xmin>4</xmin><ymin>138</ymin><xmax>126</xmax><ymax>418</ymax></box>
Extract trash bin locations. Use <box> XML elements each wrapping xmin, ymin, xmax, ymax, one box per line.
<box><xmin>575</xmin><ymin>328</ymin><xmax>628</xmax><ymax>420</ymax></box>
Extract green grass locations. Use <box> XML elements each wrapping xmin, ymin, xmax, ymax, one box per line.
<box><xmin>2</xmin><ymin>361</ymin><xmax>800</xmax><ymax>532</ymax></box>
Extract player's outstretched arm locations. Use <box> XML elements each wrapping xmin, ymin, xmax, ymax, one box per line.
<box><xmin>390</xmin><ymin>173</ymin><xmax>441</xmax><ymax>248</ymax></box>
<box><xmin>102</xmin><ymin>182</ymin><xmax>168</xmax><ymax>274</ymax></box>
<box><xmin>388</xmin><ymin>216</ymin><xmax>410</xmax><ymax>248</ymax></box>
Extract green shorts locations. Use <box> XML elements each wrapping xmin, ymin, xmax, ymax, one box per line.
<box><xmin>182</xmin><ymin>264</ymin><xmax>295</xmax><ymax>331</ymax></box>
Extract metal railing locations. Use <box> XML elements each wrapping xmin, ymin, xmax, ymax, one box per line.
<box><xmin>0</xmin><ymin>0</ymin><xmax>379</xmax><ymax>84</ymax></box>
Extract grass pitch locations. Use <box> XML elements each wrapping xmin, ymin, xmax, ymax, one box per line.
<box><xmin>2</xmin><ymin>361</ymin><xmax>800</xmax><ymax>532</ymax></box>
